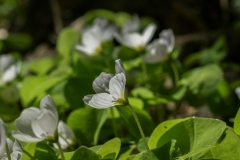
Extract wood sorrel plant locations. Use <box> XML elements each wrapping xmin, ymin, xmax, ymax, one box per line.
<box><xmin>83</xmin><ymin>59</ymin><xmax>153</xmax><ymax>159</ymax></box>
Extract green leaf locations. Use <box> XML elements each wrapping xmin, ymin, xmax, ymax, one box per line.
<box><xmin>179</xmin><ymin>64</ymin><xmax>223</xmax><ymax>97</ymax></box>
<box><xmin>71</xmin><ymin>146</ymin><xmax>100</xmax><ymax>160</ymax></box>
<box><xmin>30</xmin><ymin>57</ymin><xmax>57</xmax><ymax>75</ymax></box>
<box><xmin>128</xmin><ymin>97</ymin><xmax>144</xmax><ymax>109</ymax></box>
<box><xmin>63</xmin><ymin>152</ymin><xmax>74</xmax><ymax>160</ymax></box>
<box><xmin>20</xmin><ymin>75</ymin><xmax>66</xmax><ymax>107</ymax></box>
<box><xmin>234</xmin><ymin>108</ymin><xmax>240</xmax><ymax>135</ymax></box>
<box><xmin>148</xmin><ymin>117</ymin><xmax>226</xmax><ymax>159</ymax></box>
<box><xmin>57</xmin><ymin>27</ymin><xmax>79</xmax><ymax>62</ymax></box>
<box><xmin>67</xmin><ymin>107</ymin><xmax>109</xmax><ymax>145</ymax></box>
<box><xmin>131</xmin><ymin>87</ymin><xmax>155</xmax><ymax>99</ymax></box>
<box><xmin>201</xmin><ymin>128</ymin><xmax>240</xmax><ymax>160</ymax></box>
<box><xmin>97</xmin><ymin>138</ymin><xmax>121</xmax><ymax>160</ymax></box>
<box><xmin>116</xmin><ymin>106</ymin><xmax>154</xmax><ymax>139</ymax></box>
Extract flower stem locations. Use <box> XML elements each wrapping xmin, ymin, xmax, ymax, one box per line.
<box><xmin>5</xmin><ymin>143</ymin><xmax>11</xmax><ymax>160</ymax></box>
<box><xmin>127</xmin><ymin>101</ymin><xmax>153</xmax><ymax>159</ymax></box>
<box><xmin>56</xmin><ymin>141</ymin><xmax>65</xmax><ymax>160</ymax></box>
<box><xmin>170</xmin><ymin>60</ymin><xmax>179</xmax><ymax>87</ymax></box>
<box><xmin>110</xmin><ymin>107</ymin><xmax>118</xmax><ymax>137</ymax></box>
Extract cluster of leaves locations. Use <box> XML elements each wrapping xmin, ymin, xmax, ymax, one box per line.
<box><xmin>1</xmin><ymin>9</ymin><xmax>240</xmax><ymax>160</ymax></box>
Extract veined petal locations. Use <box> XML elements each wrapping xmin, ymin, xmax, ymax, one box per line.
<box><xmin>93</xmin><ymin>72</ymin><xmax>114</xmax><ymax>93</ymax></box>
<box><xmin>6</xmin><ymin>138</ymin><xmax>14</xmax><ymax>153</ymax></box>
<box><xmin>0</xmin><ymin>119</ymin><xmax>6</xmax><ymax>154</ymax></box>
<box><xmin>83</xmin><ymin>93</ymin><xmax>114</xmax><ymax>109</ymax></box>
<box><xmin>115</xmin><ymin>59</ymin><xmax>125</xmax><ymax>75</ymax></box>
<box><xmin>12</xmin><ymin>140</ymin><xmax>22</xmax><ymax>153</ymax></box>
<box><xmin>31</xmin><ymin>109</ymin><xmax>58</xmax><ymax>139</ymax></box>
<box><xmin>142</xmin><ymin>23</ymin><xmax>156</xmax><ymax>44</ymax></box>
<box><xmin>109</xmin><ymin>73</ymin><xmax>126</xmax><ymax>100</ymax></box>
<box><xmin>12</xmin><ymin>131</ymin><xmax>43</xmax><ymax>142</ymax></box>
<box><xmin>159</xmin><ymin>29</ymin><xmax>175</xmax><ymax>52</ymax></box>
<box><xmin>40</xmin><ymin>95</ymin><xmax>58</xmax><ymax>122</ymax></box>
<box><xmin>15</xmin><ymin>107</ymin><xmax>40</xmax><ymax>138</ymax></box>
<box><xmin>57</xmin><ymin>121</ymin><xmax>75</xmax><ymax>149</ymax></box>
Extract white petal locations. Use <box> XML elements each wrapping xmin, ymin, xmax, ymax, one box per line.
<box><xmin>10</xmin><ymin>151</ymin><xmax>22</xmax><ymax>160</ymax></box>
<box><xmin>31</xmin><ymin>109</ymin><xmax>58</xmax><ymax>138</ymax></box>
<box><xmin>40</xmin><ymin>95</ymin><xmax>58</xmax><ymax>122</ymax></box>
<box><xmin>235</xmin><ymin>87</ymin><xmax>240</xmax><ymax>100</ymax></box>
<box><xmin>122</xmin><ymin>15</ymin><xmax>140</xmax><ymax>33</ymax></box>
<box><xmin>75</xmin><ymin>45</ymin><xmax>93</xmax><ymax>55</ymax></box>
<box><xmin>83</xmin><ymin>93</ymin><xmax>114</xmax><ymax>109</ymax></box>
<box><xmin>159</xmin><ymin>29</ymin><xmax>175</xmax><ymax>52</ymax></box>
<box><xmin>0</xmin><ymin>54</ymin><xmax>14</xmax><ymax>71</ymax></box>
<box><xmin>12</xmin><ymin>131</ymin><xmax>43</xmax><ymax>142</ymax></box>
<box><xmin>115</xmin><ymin>59</ymin><xmax>125</xmax><ymax>75</ymax></box>
<box><xmin>123</xmin><ymin>33</ymin><xmax>143</xmax><ymax>47</ymax></box>
<box><xmin>2</xmin><ymin>65</ymin><xmax>18</xmax><ymax>82</ymax></box>
<box><xmin>109</xmin><ymin>73</ymin><xmax>126</xmax><ymax>100</ymax></box>
<box><xmin>0</xmin><ymin>119</ymin><xmax>6</xmax><ymax>155</ymax></box>
<box><xmin>142</xmin><ymin>23</ymin><xmax>156</xmax><ymax>44</ymax></box>
<box><xmin>15</xmin><ymin>107</ymin><xmax>40</xmax><ymax>138</ymax></box>
<box><xmin>57</xmin><ymin>121</ymin><xmax>75</xmax><ymax>149</ymax></box>
<box><xmin>6</xmin><ymin>138</ymin><xmax>14</xmax><ymax>153</ymax></box>
<box><xmin>12</xmin><ymin>140</ymin><xmax>22</xmax><ymax>153</ymax></box>
<box><xmin>114</xmin><ymin>33</ymin><xmax>126</xmax><ymax>46</ymax></box>
<box><xmin>93</xmin><ymin>72</ymin><xmax>114</xmax><ymax>93</ymax></box>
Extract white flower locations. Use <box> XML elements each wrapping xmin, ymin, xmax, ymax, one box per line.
<box><xmin>83</xmin><ymin>59</ymin><xmax>127</xmax><ymax>109</ymax></box>
<box><xmin>114</xmin><ymin>23</ymin><xmax>156</xmax><ymax>50</ymax></box>
<box><xmin>142</xmin><ymin>29</ymin><xmax>175</xmax><ymax>63</ymax></box>
<box><xmin>0</xmin><ymin>119</ymin><xmax>6</xmax><ymax>153</ymax></box>
<box><xmin>12</xmin><ymin>95</ymin><xmax>59</xmax><ymax>142</ymax></box>
<box><xmin>235</xmin><ymin>87</ymin><xmax>240</xmax><ymax>100</ymax></box>
<box><xmin>0</xmin><ymin>139</ymin><xmax>22</xmax><ymax>160</ymax></box>
<box><xmin>75</xmin><ymin>18</ymin><xmax>116</xmax><ymax>55</ymax></box>
<box><xmin>121</xmin><ymin>15</ymin><xmax>140</xmax><ymax>34</ymax></box>
<box><xmin>0</xmin><ymin>54</ymin><xmax>21</xmax><ymax>84</ymax></box>
<box><xmin>54</xmin><ymin>121</ymin><xmax>75</xmax><ymax>150</ymax></box>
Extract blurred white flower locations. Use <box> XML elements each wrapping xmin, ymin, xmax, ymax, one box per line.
<box><xmin>235</xmin><ymin>87</ymin><xmax>240</xmax><ymax>100</ymax></box>
<box><xmin>75</xmin><ymin>18</ymin><xmax>116</xmax><ymax>55</ymax></box>
<box><xmin>54</xmin><ymin>121</ymin><xmax>75</xmax><ymax>150</ymax></box>
<box><xmin>121</xmin><ymin>15</ymin><xmax>140</xmax><ymax>34</ymax></box>
<box><xmin>0</xmin><ymin>139</ymin><xmax>22</xmax><ymax>160</ymax></box>
<box><xmin>12</xmin><ymin>95</ymin><xmax>59</xmax><ymax>142</ymax></box>
<box><xmin>114</xmin><ymin>23</ymin><xmax>156</xmax><ymax>50</ymax></box>
<box><xmin>0</xmin><ymin>119</ymin><xmax>6</xmax><ymax>153</ymax></box>
<box><xmin>0</xmin><ymin>54</ymin><xmax>21</xmax><ymax>84</ymax></box>
<box><xmin>83</xmin><ymin>59</ymin><xmax>127</xmax><ymax>109</ymax></box>
<box><xmin>142</xmin><ymin>29</ymin><xmax>175</xmax><ymax>63</ymax></box>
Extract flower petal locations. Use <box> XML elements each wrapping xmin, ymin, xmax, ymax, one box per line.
<box><xmin>31</xmin><ymin>109</ymin><xmax>58</xmax><ymax>139</ymax></box>
<box><xmin>123</xmin><ymin>33</ymin><xmax>143</xmax><ymax>48</ymax></box>
<box><xmin>122</xmin><ymin>15</ymin><xmax>139</xmax><ymax>33</ymax></box>
<box><xmin>93</xmin><ymin>72</ymin><xmax>114</xmax><ymax>93</ymax></box>
<box><xmin>75</xmin><ymin>45</ymin><xmax>93</xmax><ymax>55</ymax></box>
<box><xmin>159</xmin><ymin>29</ymin><xmax>175</xmax><ymax>53</ymax></box>
<box><xmin>15</xmin><ymin>107</ymin><xmax>40</xmax><ymax>138</ymax></box>
<box><xmin>2</xmin><ymin>64</ymin><xmax>18</xmax><ymax>82</ymax></box>
<box><xmin>83</xmin><ymin>93</ymin><xmax>114</xmax><ymax>109</ymax></box>
<box><xmin>142</xmin><ymin>23</ymin><xmax>156</xmax><ymax>44</ymax></box>
<box><xmin>40</xmin><ymin>95</ymin><xmax>58</xmax><ymax>122</ymax></box>
<box><xmin>12</xmin><ymin>140</ymin><xmax>22</xmax><ymax>153</ymax></box>
<box><xmin>115</xmin><ymin>59</ymin><xmax>125</xmax><ymax>75</ymax></box>
<box><xmin>235</xmin><ymin>86</ymin><xmax>240</xmax><ymax>100</ymax></box>
<box><xmin>57</xmin><ymin>121</ymin><xmax>75</xmax><ymax>149</ymax></box>
<box><xmin>12</xmin><ymin>131</ymin><xmax>43</xmax><ymax>142</ymax></box>
<box><xmin>0</xmin><ymin>54</ymin><xmax>14</xmax><ymax>71</ymax></box>
<box><xmin>0</xmin><ymin>119</ymin><xmax>6</xmax><ymax>155</ymax></box>
<box><xmin>109</xmin><ymin>73</ymin><xmax>126</xmax><ymax>100</ymax></box>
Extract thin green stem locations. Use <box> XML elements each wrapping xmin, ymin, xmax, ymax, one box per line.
<box><xmin>110</xmin><ymin>107</ymin><xmax>118</xmax><ymax>137</ymax></box>
<box><xmin>170</xmin><ymin>60</ymin><xmax>179</xmax><ymax>87</ymax></box>
<box><xmin>5</xmin><ymin>143</ymin><xmax>11</xmax><ymax>160</ymax></box>
<box><xmin>56</xmin><ymin>141</ymin><xmax>65</xmax><ymax>160</ymax></box>
<box><xmin>127</xmin><ymin>101</ymin><xmax>153</xmax><ymax>160</ymax></box>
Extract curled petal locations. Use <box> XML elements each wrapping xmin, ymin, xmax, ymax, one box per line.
<box><xmin>109</xmin><ymin>73</ymin><xmax>126</xmax><ymax>100</ymax></box>
<box><xmin>12</xmin><ymin>131</ymin><xmax>43</xmax><ymax>142</ymax></box>
<box><xmin>142</xmin><ymin>24</ymin><xmax>156</xmax><ymax>44</ymax></box>
<box><xmin>57</xmin><ymin>121</ymin><xmax>75</xmax><ymax>149</ymax></box>
<box><xmin>115</xmin><ymin>59</ymin><xmax>125</xmax><ymax>75</ymax></box>
<box><xmin>159</xmin><ymin>29</ymin><xmax>175</xmax><ymax>53</ymax></box>
<box><xmin>93</xmin><ymin>72</ymin><xmax>114</xmax><ymax>93</ymax></box>
<box><xmin>40</xmin><ymin>95</ymin><xmax>58</xmax><ymax>122</ymax></box>
<box><xmin>31</xmin><ymin>109</ymin><xmax>58</xmax><ymax>139</ymax></box>
<box><xmin>83</xmin><ymin>93</ymin><xmax>114</xmax><ymax>109</ymax></box>
<box><xmin>15</xmin><ymin>107</ymin><xmax>40</xmax><ymax>138</ymax></box>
